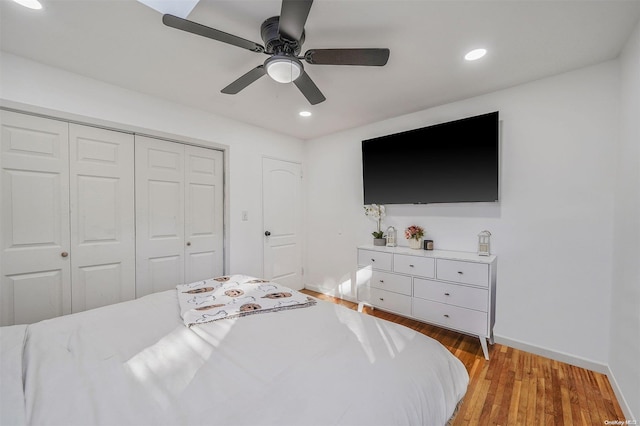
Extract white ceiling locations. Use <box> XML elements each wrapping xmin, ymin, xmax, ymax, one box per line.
<box><xmin>2</xmin><ymin>0</ymin><xmax>639</xmax><ymax>140</ymax></box>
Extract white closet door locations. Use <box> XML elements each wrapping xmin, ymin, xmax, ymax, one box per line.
<box><xmin>0</xmin><ymin>111</ymin><xmax>71</xmax><ymax>326</ymax></box>
<box><xmin>69</xmin><ymin>124</ymin><xmax>135</xmax><ymax>312</ymax></box>
<box><xmin>135</xmin><ymin>136</ymin><xmax>185</xmax><ymax>297</ymax></box>
<box><xmin>184</xmin><ymin>145</ymin><xmax>224</xmax><ymax>283</ymax></box>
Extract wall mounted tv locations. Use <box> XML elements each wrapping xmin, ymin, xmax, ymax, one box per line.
<box><xmin>362</xmin><ymin>111</ymin><xmax>499</xmax><ymax>205</ymax></box>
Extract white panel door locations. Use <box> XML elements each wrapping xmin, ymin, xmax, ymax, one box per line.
<box><xmin>69</xmin><ymin>124</ymin><xmax>135</xmax><ymax>312</ymax></box>
<box><xmin>184</xmin><ymin>145</ymin><xmax>224</xmax><ymax>283</ymax></box>
<box><xmin>135</xmin><ymin>136</ymin><xmax>185</xmax><ymax>297</ymax></box>
<box><xmin>0</xmin><ymin>110</ymin><xmax>71</xmax><ymax>326</ymax></box>
<box><xmin>262</xmin><ymin>157</ymin><xmax>302</xmax><ymax>290</ymax></box>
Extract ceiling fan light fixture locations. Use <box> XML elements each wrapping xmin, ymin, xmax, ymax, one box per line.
<box><xmin>265</xmin><ymin>56</ymin><xmax>303</xmax><ymax>83</ymax></box>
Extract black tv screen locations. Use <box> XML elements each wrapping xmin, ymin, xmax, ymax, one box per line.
<box><xmin>362</xmin><ymin>111</ymin><xmax>499</xmax><ymax>204</ymax></box>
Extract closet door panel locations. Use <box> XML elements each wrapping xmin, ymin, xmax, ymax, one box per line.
<box><xmin>8</xmin><ymin>270</ymin><xmax>66</xmax><ymax>325</ymax></box>
<box><xmin>135</xmin><ymin>136</ymin><xmax>185</xmax><ymax>297</ymax></box>
<box><xmin>69</xmin><ymin>124</ymin><xmax>135</xmax><ymax>312</ymax></box>
<box><xmin>184</xmin><ymin>145</ymin><xmax>224</xmax><ymax>283</ymax></box>
<box><xmin>0</xmin><ymin>111</ymin><xmax>71</xmax><ymax>325</ymax></box>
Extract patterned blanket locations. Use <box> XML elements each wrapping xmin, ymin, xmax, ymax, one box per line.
<box><xmin>176</xmin><ymin>275</ymin><xmax>316</xmax><ymax>327</ymax></box>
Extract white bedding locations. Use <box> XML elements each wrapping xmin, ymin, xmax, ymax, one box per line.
<box><xmin>0</xmin><ymin>324</ymin><xmax>28</xmax><ymax>425</ymax></box>
<box><xmin>1</xmin><ymin>287</ymin><xmax>468</xmax><ymax>426</ymax></box>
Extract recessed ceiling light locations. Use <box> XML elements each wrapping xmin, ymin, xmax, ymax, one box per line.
<box><xmin>465</xmin><ymin>48</ymin><xmax>487</xmax><ymax>61</ymax></box>
<box><xmin>11</xmin><ymin>0</ymin><xmax>42</xmax><ymax>9</ymax></box>
<box><xmin>299</xmin><ymin>111</ymin><xmax>312</xmax><ymax>117</ymax></box>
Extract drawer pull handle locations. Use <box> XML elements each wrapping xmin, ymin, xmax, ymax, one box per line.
<box><xmin>409</xmin><ymin>264</ymin><xmax>415</xmax><ymax>267</ymax></box>
<box><xmin>379</xmin><ymin>280</ymin><xmax>384</xmax><ymax>283</ymax></box>
<box><xmin>371</xmin><ymin>259</ymin><xmax>376</xmax><ymax>262</ymax></box>
<box><xmin>444</xmin><ymin>292</ymin><xmax>450</xmax><ymax>296</ymax></box>
<box><xmin>444</xmin><ymin>314</ymin><xmax>450</xmax><ymax>318</ymax></box>
<box><xmin>457</xmin><ymin>271</ymin><xmax>464</xmax><ymax>275</ymax></box>
<box><xmin>379</xmin><ymin>298</ymin><xmax>384</xmax><ymax>301</ymax></box>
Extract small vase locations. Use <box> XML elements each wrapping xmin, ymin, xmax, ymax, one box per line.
<box><xmin>373</xmin><ymin>238</ymin><xmax>386</xmax><ymax>246</ymax></box>
<box><xmin>408</xmin><ymin>238</ymin><xmax>422</xmax><ymax>249</ymax></box>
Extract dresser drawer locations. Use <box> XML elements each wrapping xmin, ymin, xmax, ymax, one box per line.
<box><xmin>394</xmin><ymin>254</ymin><xmax>435</xmax><ymax>278</ymax></box>
<box><xmin>369</xmin><ymin>270</ymin><xmax>412</xmax><ymax>295</ymax></box>
<box><xmin>358</xmin><ymin>249</ymin><xmax>393</xmax><ymax>271</ymax></box>
<box><xmin>412</xmin><ymin>298</ymin><xmax>488</xmax><ymax>337</ymax></box>
<box><xmin>360</xmin><ymin>287</ymin><xmax>411</xmax><ymax>316</ymax></box>
<box><xmin>436</xmin><ymin>259</ymin><xmax>489</xmax><ymax>287</ymax></box>
<box><xmin>413</xmin><ymin>278</ymin><xmax>488</xmax><ymax>312</ymax></box>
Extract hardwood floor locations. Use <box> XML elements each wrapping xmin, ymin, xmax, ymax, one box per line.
<box><xmin>301</xmin><ymin>289</ymin><xmax>626</xmax><ymax>426</ymax></box>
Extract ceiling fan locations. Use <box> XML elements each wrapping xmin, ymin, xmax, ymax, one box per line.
<box><xmin>162</xmin><ymin>0</ymin><xmax>390</xmax><ymax>105</ymax></box>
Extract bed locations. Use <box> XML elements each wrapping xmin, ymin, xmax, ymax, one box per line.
<box><xmin>0</xmin><ymin>275</ymin><xmax>468</xmax><ymax>426</ymax></box>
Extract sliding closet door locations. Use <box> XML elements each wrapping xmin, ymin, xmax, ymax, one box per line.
<box><xmin>184</xmin><ymin>145</ymin><xmax>224</xmax><ymax>282</ymax></box>
<box><xmin>135</xmin><ymin>136</ymin><xmax>185</xmax><ymax>297</ymax></box>
<box><xmin>69</xmin><ymin>124</ymin><xmax>135</xmax><ymax>312</ymax></box>
<box><xmin>0</xmin><ymin>110</ymin><xmax>71</xmax><ymax>326</ymax></box>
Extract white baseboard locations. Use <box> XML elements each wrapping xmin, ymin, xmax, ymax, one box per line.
<box><xmin>494</xmin><ymin>334</ymin><xmax>608</xmax><ymax>374</ymax></box>
<box><xmin>605</xmin><ymin>366</ymin><xmax>636</xmax><ymax>421</ymax></box>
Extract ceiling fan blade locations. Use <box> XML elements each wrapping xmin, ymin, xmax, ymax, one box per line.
<box><xmin>304</xmin><ymin>48</ymin><xmax>390</xmax><ymax>66</ymax></box>
<box><xmin>163</xmin><ymin>14</ymin><xmax>264</xmax><ymax>53</ymax></box>
<box><xmin>278</xmin><ymin>0</ymin><xmax>313</xmax><ymax>41</ymax></box>
<box><xmin>221</xmin><ymin>66</ymin><xmax>266</xmax><ymax>94</ymax></box>
<box><xmin>293</xmin><ymin>72</ymin><xmax>326</xmax><ymax>105</ymax></box>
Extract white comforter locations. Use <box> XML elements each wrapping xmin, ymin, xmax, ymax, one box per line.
<box><xmin>1</xmin><ymin>290</ymin><xmax>468</xmax><ymax>426</ymax></box>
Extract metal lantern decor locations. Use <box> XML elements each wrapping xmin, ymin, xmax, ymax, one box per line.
<box><xmin>478</xmin><ymin>230</ymin><xmax>491</xmax><ymax>256</ymax></box>
<box><xmin>385</xmin><ymin>226</ymin><xmax>397</xmax><ymax>247</ymax></box>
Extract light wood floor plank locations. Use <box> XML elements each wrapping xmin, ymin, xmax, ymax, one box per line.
<box><xmin>302</xmin><ymin>290</ymin><xmax>627</xmax><ymax>425</ymax></box>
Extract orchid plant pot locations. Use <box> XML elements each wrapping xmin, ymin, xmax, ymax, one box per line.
<box><xmin>373</xmin><ymin>238</ymin><xmax>386</xmax><ymax>246</ymax></box>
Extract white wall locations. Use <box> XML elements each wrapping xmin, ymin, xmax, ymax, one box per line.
<box><xmin>304</xmin><ymin>60</ymin><xmax>620</xmax><ymax>368</ymax></box>
<box><xmin>0</xmin><ymin>52</ymin><xmax>305</xmax><ymax>279</ymax></box>
<box><xmin>610</xmin><ymin>20</ymin><xmax>640</xmax><ymax>420</ymax></box>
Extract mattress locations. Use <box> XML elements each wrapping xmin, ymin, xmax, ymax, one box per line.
<box><xmin>0</xmin><ymin>286</ymin><xmax>468</xmax><ymax>425</ymax></box>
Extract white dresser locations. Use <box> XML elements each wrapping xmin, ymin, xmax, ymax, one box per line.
<box><xmin>357</xmin><ymin>245</ymin><xmax>497</xmax><ymax>359</ymax></box>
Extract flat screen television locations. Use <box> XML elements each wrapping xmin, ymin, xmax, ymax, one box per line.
<box><xmin>362</xmin><ymin>111</ymin><xmax>499</xmax><ymax>204</ymax></box>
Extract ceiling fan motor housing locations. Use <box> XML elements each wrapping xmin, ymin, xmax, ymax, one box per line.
<box><xmin>261</xmin><ymin>16</ymin><xmax>305</xmax><ymax>55</ymax></box>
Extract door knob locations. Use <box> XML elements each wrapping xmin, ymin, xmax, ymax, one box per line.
<box><xmin>61</xmin><ymin>252</ymin><xmax>68</xmax><ymax>258</ymax></box>
<box><xmin>186</xmin><ymin>242</ymin><xmax>191</xmax><ymax>246</ymax></box>
<box><xmin>265</xmin><ymin>231</ymin><xmax>271</xmax><ymax>236</ymax></box>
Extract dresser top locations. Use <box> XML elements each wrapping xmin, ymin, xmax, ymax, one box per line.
<box><xmin>357</xmin><ymin>244</ymin><xmax>497</xmax><ymax>264</ymax></box>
